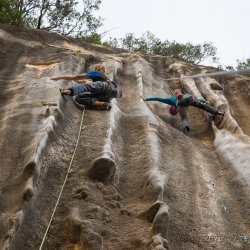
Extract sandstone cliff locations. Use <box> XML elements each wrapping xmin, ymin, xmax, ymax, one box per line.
<box><xmin>0</xmin><ymin>24</ymin><xmax>250</xmax><ymax>250</ymax></box>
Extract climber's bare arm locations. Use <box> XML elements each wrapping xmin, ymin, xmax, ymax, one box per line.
<box><xmin>50</xmin><ymin>73</ymin><xmax>90</xmax><ymax>81</ymax></box>
<box><xmin>139</xmin><ymin>96</ymin><xmax>146</xmax><ymax>102</ymax></box>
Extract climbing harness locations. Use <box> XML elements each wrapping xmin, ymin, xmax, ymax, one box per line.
<box><xmin>38</xmin><ymin>108</ymin><xmax>85</xmax><ymax>250</ymax></box>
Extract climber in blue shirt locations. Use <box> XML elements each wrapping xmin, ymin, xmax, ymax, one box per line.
<box><xmin>50</xmin><ymin>64</ymin><xmax>110</xmax><ymax>95</ymax></box>
<box><xmin>50</xmin><ymin>64</ymin><xmax>122</xmax><ymax>110</ymax></box>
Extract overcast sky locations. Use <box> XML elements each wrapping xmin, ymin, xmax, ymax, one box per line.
<box><xmin>83</xmin><ymin>0</ymin><xmax>250</xmax><ymax>68</ymax></box>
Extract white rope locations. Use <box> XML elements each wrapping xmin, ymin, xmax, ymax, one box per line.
<box><xmin>39</xmin><ymin>108</ymin><xmax>85</xmax><ymax>250</ymax></box>
<box><xmin>164</xmin><ymin>68</ymin><xmax>250</xmax><ymax>81</ymax></box>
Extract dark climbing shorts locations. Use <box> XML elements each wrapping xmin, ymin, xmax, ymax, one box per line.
<box><xmin>178</xmin><ymin>96</ymin><xmax>194</xmax><ymax>107</ymax></box>
<box><xmin>69</xmin><ymin>81</ymin><xmax>107</xmax><ymax>96</ymax></box>
<box><xmin>75</xmin><ymin>94</ymin><xmax>97</xmax><ymax>106</ymax></box>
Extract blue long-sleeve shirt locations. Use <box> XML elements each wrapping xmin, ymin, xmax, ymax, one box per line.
<box><xmin>86</xmin><ymin>70</ymin><xmax>110</xmax><ymax>82</ymax></box>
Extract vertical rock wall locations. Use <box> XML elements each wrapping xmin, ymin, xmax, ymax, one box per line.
<box><xmin>0</xmin><ymin>24</ymin><xmax>250</xmax><ymax>250</ymax></box>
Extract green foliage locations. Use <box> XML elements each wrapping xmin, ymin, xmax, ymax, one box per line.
<box><xmin>161</xmin><ymin>41</ymin><xmax>219</xmax><ymax>64</ymax></box>
<box><xmin>102</xmin><ymin>37</ymin><xmax>119</xmax><ymax>48</ymax></box>
<box><xmin>224</xmin><ymin>59</ymin><xmax>250</xmax><ymax>77</ymax></box>
<box><xmin>8</xmin><ymin>0</ymin><xmax>103</xmax><ymax>36</ymax></box>
<box><xmin>224</xmin><ymin>65</ymin><xmax>234</xmax><ymax>71</ymax></box>
<box><xmin>236</xmin><ymin>58</ymin><xmax>250</xmax><ymax>69</ymax></box>
<box><xmin>0</xmin><ymin>0</ymin><xmax>26</xmax><ymax>26</ymax></box>
<box><xmin>236</xmin><ymin>59</ymin><xmax>250</xmax><ymax>77</ymax></box>
<box><xmin>76</xmin><ymin>32</ymin><xmax>102</xmax><ymax>44</ymax></box>
<box><xmin>77</xmin><ymin>28</ymin><xmax>121</xmax><ymax>46</ymax></box>
<box><xmin>104</xmin><ymin>31</ymin><xmax>219</xmax><ymax>65</ymax></box>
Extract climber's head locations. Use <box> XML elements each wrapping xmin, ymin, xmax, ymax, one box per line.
<box><xmin>94</xmin><ymin>64</ymin><xmax>106</xmax><ymax>73</ymax></box>
<box><xmin>175</xmin><ymin>91</ymin><xmax>183</xmax><ymax>100</ymax></box>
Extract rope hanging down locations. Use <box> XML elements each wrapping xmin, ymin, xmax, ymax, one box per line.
<box><xmin>39</xmin><ymin>108</ymin><xmax>85</xmax><ymax>250</ymax></box>
<box><xmin>164</xmin><ymin>68</ymin><xmax>250</xmax><ymax>81</ymax></box>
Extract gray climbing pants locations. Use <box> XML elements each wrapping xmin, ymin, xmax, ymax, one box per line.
<box><xmin>178</xmin><ymin>107</ymin><xmax>190</xmax><ymax>131</ymax></box>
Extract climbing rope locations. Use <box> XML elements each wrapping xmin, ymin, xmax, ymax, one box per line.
<box><xmin>164</xmin><ymin>68</ymin><xmax>250</xmax><ymax>81</ymax></box>
<box><xmin>39</xmin><ymin>108</ymin><xmax>85</xmax><ymax>250</ymax></box>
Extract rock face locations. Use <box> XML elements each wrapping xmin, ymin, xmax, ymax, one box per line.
<box><xmin>0</xmin><ymin>24</ymin><xmax>250</xmax><ymax>250</ymax></box>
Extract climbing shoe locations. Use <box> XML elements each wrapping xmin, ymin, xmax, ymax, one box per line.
<box><xmin>60</xmin><ymin>88</ymin><xmax>69</xmax><ymax>95</ymax></box>
<box><xmin>183</xmin><ymin>126</ymin><xmax>189</xmax><ymax>136</ymax></box>
<box><xmin>209</xmin><ymin>114</ymin><xmax>216</xmax><ymax>121</ymax></box>
<box><xmin>217</xmin><ymin>110</ymin><xmax>225</xmax><ymax>115</ymax></box>
<box><xmin>103</xmin><ymin>102</ymin><xmax>112</xmax><ymax>110</ymax></box>
<box><xmin>218</xmin><ymin>111</ymin><xmax>225</xmax><ymax>124</ymax></box>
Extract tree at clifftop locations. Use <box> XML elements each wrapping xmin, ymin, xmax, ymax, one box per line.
<box><xmin>225</xmin><ymin>58</ymin><xmax>250</xmax><ymax>76</ymax></box>
<box><xmin>104</xmin><ymin>31</ymin><xmax>219</xmax><ymax>65</ymax></box>
<box><xmin>0</xmin><ymin>0</ymin><xmax>26</xmax><ymax>26</ymax></box>
<box><xmin>5</xmin><ymin>0</ymin><xmax>103</xmax><ymax>36</ymax></box>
